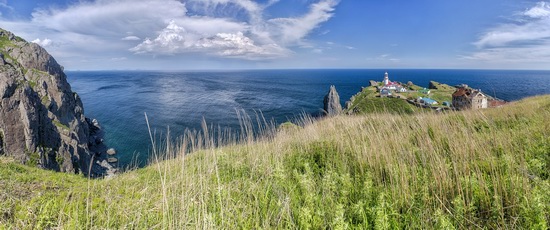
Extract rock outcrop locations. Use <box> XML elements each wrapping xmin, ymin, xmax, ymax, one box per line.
<box><xmin>428</xmin><ymin>81</ymin><xmax>438</xmax><ymax>89</ymax></box>
<box><xmin>323</xmin><ymin>85</ymin><xmax>342</xmax><ymax>116</ymax></box>
<box><xmin>0</xmin><ymin>28</ymin><xmax>115</xmax><ymax>177</ymax></box>
<box><xmin>429</xmin><ymin>81</ymin><xmax>455</xmax><ymax>91</ymax></box>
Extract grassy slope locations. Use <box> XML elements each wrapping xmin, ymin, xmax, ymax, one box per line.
<box><xmin>1</xmin><ymin>96</ymin><xmax>550</xmax><ymax>229</ymax></box>
<box><xmin>345</xmin><ymin>81</ymin><xmax>458</xmax><ymax>115</ymax></box>
<box><xmin>346</xmin><ymin>86</ymin><xmax>430</xmax><ymax>114</ymax></box>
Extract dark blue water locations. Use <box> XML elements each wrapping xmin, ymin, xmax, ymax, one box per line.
<box><xmin>66</xmin><ymin>69</ymin><xmax>550</xmax><ymax>167</ymax></box>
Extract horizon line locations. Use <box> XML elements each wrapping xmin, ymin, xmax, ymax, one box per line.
<box><xmin>64</xmin><ymin>67</ymin><xmax>550</xmax><ymax>72</ymax></box>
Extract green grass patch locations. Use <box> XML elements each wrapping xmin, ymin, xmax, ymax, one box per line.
<box><xmin>349</xmin><ymin>96</ymin><xmax>425</xmax><ymax>114</ymax></box>
<box><xmin>52</xmin><ymin>120</ymin><xmax>69</xmax><ymax>131</ymax></box>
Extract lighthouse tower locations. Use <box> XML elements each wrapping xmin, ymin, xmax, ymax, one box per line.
<box><xmin>383</xmin><ymin>72</ymin><xmax>390</xmax><ymax>85</ymax></box>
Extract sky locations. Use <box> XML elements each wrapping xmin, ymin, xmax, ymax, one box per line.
<box><xmin>1</xmin><ymin>0</ymin><xmax>549</xmax><ymax>70</ymax></box>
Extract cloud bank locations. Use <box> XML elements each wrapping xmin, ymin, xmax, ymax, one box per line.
<box><xmin>466</xmin><ymin>1</ymin><xmax>550</xmax><ymax>65</ymax></box>
<box><xmin>1</xmin><ymin>0</ymin><xmax>339</xmax><ymax>63</ymax></box>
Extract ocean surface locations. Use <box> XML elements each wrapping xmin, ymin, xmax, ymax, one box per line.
<box><xmin>66</xmin><ymin>69</ymin><xmax>550</xmax><ymax>168</ymax></box>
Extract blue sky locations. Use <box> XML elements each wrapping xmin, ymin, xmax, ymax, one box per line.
<box><xmin>1</xmin><ymin>0</ymin><xmax>549</xmax><ymax>70</ymax></box>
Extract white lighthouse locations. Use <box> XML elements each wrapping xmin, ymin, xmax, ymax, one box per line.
<box><xmin>383</xmin><ymin>72</ymin><xmax>390</xmax><ymax>85</ymax></box>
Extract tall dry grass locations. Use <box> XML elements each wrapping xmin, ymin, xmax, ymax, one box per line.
<box><xmin>0</xmin><ymin>96</ymin><xmax>548</xmax><ymax>229</ymax></box>
<box><xmin>125</xmin><ymin>95</ymin><xmax>548</xmax><ymax>229</ymax></box>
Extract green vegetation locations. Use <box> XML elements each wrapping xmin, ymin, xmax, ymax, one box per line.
<box><xmin>429</xmin><ymin>81</ymin><xmax>456</xmax><ymax>91</ymax></box>
<box><xmin>25</xmin><ymin>150</ymin><xmax>40</xmax><ymax>167</ymax></box>
<box><xmin>278</xmin><ymin>121</ymin><xmax>300</xmax><ymax>132</ymax></box>
<box><xmin>52</xmin><ymin>120</ymin><xmax>70</xmax><ymax>131</ymax></box>
<box><xmin>41</xmin><ymin>95</ymin><xmax>50</xmax><ymax>106</ymax></box>
<box><xmin>0</xmin><ymin>49</ymin><xmax>16</xmax><ymax>65</ymax></box>
<box><xmin>402</xmin><ymin>89</ymin><xmax>454</xmax><ymax>105</ymax></box>
<box><xmin>28</xmin><ymin>79</ymin><xmax>37</xmax><ymax>89</ymax></box>
<box><xmin>346</xmin><ymin>86</ymin><xmax>429</xmax><ymax>114</ymax></box>
<box><xmin>403</xmin><ymin>81</ymin><xmax>456</xmax><ymax>105</ymax></box>
<box><xmin>0</xmin><ymin>35</ymin><xmax>18</xmax><ymax>60</ymax></box>
<box><xmin>0</xmin><ymin>35</ymin><xmax>13</xmax><ymax>48</ymax></box>
<box><xmin>347</xmin><ymin>81</ymin><xmax>457</xmax><ymax>113</ymax></box>
<box><xmin>348</xmin><ymin>96</ymin><xmax>423</xmax><ymax>114</ymax></box>
<box><xmin>1</xmin><ymin>95</ymin><xmax>550</xmax><ymax>229</ymax></box>
<box><xmin>0</xmin><ymin>32</ymin><xmax>23</xmax><ymax>67</ymax></box>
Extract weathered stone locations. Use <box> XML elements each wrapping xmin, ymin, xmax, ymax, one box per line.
<box><xmin>107</xmin><ymin>148</ymin><xmax>116</xmax><ymax>156</ymax></box>
<box><xmin>0</xmin><ymin>28</ymin><xmax>114</xmax><ymax>177</ymax></box>
<box><xmin>323</xmin><ymin>85</ymin><xmax>342</xmax><ymax>116</ymax></box>
<box><xmin>428</xmin><ymin>81</ymin><xmax>437</xmax><ymax>89</ymax></box>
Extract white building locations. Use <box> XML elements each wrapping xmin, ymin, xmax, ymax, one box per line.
<box><xmin>381</xmin><ymin>72</ymin><xmax>402</xmax><ymax>90</ymax></box>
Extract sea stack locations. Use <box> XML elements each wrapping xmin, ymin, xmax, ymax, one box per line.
<box><xmin>0</xmin><ymin>28</ymin><xmax>115</xmax><ymax>177</ymax></box>
<box><xmin>323</xmin><ymin>85</ymin><xmax>342</xmax><ymax>116</ymax></box>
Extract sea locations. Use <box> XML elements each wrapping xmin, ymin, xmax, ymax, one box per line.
<box><xmin>66</xmin><ymin>69</ymin><xmax>550</xmax><ymax>168</ymax></box>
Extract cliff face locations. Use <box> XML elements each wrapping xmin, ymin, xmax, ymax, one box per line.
<box><xmin>0</xmin><ymin>28</ymin><xmax>114</xmax><ymax>177</ymax></box>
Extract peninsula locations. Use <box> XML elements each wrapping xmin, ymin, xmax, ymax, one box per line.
<box><xmin>344</xmin><ymin>72</ymin><xmax>507</xmax><ymax>114</ymax></box>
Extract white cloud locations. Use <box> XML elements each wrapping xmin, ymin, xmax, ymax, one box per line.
<box><xmin>204</xmin><ymin>32</ymin><xmax>289</xmax><ymax>59</ymax></box>
<box><xmin>130</xmin><ymin>21</ymin><xmax>289</xmax><ymax>60</ymax></box>
<box><xmin>130</xmin><ymin>21</ymin><xmax>196</xmax><ymax>54</ymax></box>
<box><xmin>524</xmin><ymin>2</ymin><xmax>550</xmax><ymax>18</ymax></box>
<box><xmin>0</xmin><ymin>1</ymin><xmax>11</xmax><ymax>10</ymax></box>
<box><xmin>110</xmin><ymin>57</ymin><xmax>127</xmax><ymax>61</ymax></box>
<box><xmin>1</xmin><ymin>0</ymin><xmax>189</xmax><ymax>59</ymax></box>
<box><xmin>130</xmin><ymin>0</ymin><xmax>337</xmax><ymax>59</ymax></box>
<box><xmin>467</xmin><ymin>1</ymin><xmax>550</xmax><ymax>65</ymax></box>
<box><xmin>0</xmin><ymin>0</ymin><xmax>339</xmax><ymax>67</ymax></box>
<box><xmin>31</xmin><ymin>38</ymin><xmax>53</xmax><ymax>47</ymax></box>
<box><xmin>122</xmin><ymin>36</ymin><xmax>140</xmax><ymax>41</ymax></box>
<box><xmin>367</xmin><ymin>54</ymin><xmax>399</xmax><ymax>62</ymax></box>
<box><xmin>268</xmin><ymin>0</ymin><xmax>338</xmax><ymax>44</ymax></box>
<box><xmin>324</xmin><ymin>41</ymin><xmax>355</xmax><ymax>50</ymax></box>
<box><xmin>312</xmin><ymin>48</ymin><xmax>323</xmax><ymax>54</ymax></box>
<box><xmin>29</xmin><ymin>0</ymin><xmax>187</xmax><ymax>37</ymax></box>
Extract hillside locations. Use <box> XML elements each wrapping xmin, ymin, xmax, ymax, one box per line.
<box><xmin>344</xmin><ymin>81</ymin><xmax>454</xmax><ymax>114</ymax></box>
<box><xmin>1</xmin><ymin>95</ymin><xmax>549</xmax><ymax>229</ymax></box>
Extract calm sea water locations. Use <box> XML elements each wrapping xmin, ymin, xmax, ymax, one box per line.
<box><xmin>66</xmin><ymin>69</ymin><xmax>550</xmax><ymax>167</ymax></box>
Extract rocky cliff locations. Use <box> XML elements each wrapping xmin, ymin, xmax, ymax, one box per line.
<box><xmin>0</xmin><ymin>28</ymin><xmax>115</xmax><ymax>177</ymax></box>
<box><xmin>323</xmin><ymin>85</ymin><xmax>342</xmax><ymax>116</ymax></box>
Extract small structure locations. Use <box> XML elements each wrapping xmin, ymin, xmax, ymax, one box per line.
<box><xmin>419</xmin><ymin>97</ymin><xmax>438</xmax><ymax>106</ymax></box>
<box><xmin>383</xmin><ymin>72</ymin><xmax>390</xmax><ymax>85</ymax></box>
<box><xmin>419</xmin><ymin>88</ymin><xmax>431</xmax><ymax>95</ymax></box>
<box><xmin>380</xmin><ymin>88</ymin><xmax>392</xmax><ymax>97</ymax></box>
<box><xmin>379</xmin><ymin>72</ymin><xmax>404</xmax><ymax>96</ymax></box>
<box><xmin>396</xmin><ymin>86</ymin><xmax>407</xmax><ymax>93</ymax></box>
<box><xmin>382</xmin><ymin>72</ymin><xmax>402</xmax><ymax>90</ymax></box>
<box><xmin>452</xmin><ymin>85</ymin><xmax>488</xmax><ymax>110</ymax></box>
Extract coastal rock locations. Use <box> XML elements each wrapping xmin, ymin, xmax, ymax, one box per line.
<box><xmin>107</xmin><ymin>148</ymin><xmax>116</xmax><ymax>156</ymax></box>
<box><xmin>107</xmin><ymin>157</ymin><xmax>118</xmax><ymax>163</ymax></box>
<box><xmin>0</xmin><ymin>28</ymin><xmax>114</xmax><ymax>177</ymax></box>
<box><xmin>428</xmin><ymin>81</ymin><xmax>437</xmax><ymax>89</ymax></box>
<box><xmin>428</xmin><ymin>81</ymin><xmax>455</xmax><ymax>91</ymax></box>
<box><xmin>369</xmin><ymin>80</ymin><xmax>378</xmax><ymax>87</ymax></box>
<box><xmin>323</xmin><ymin>85</ymin><xmax>342</xmax><ymax>116</ymax></box>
